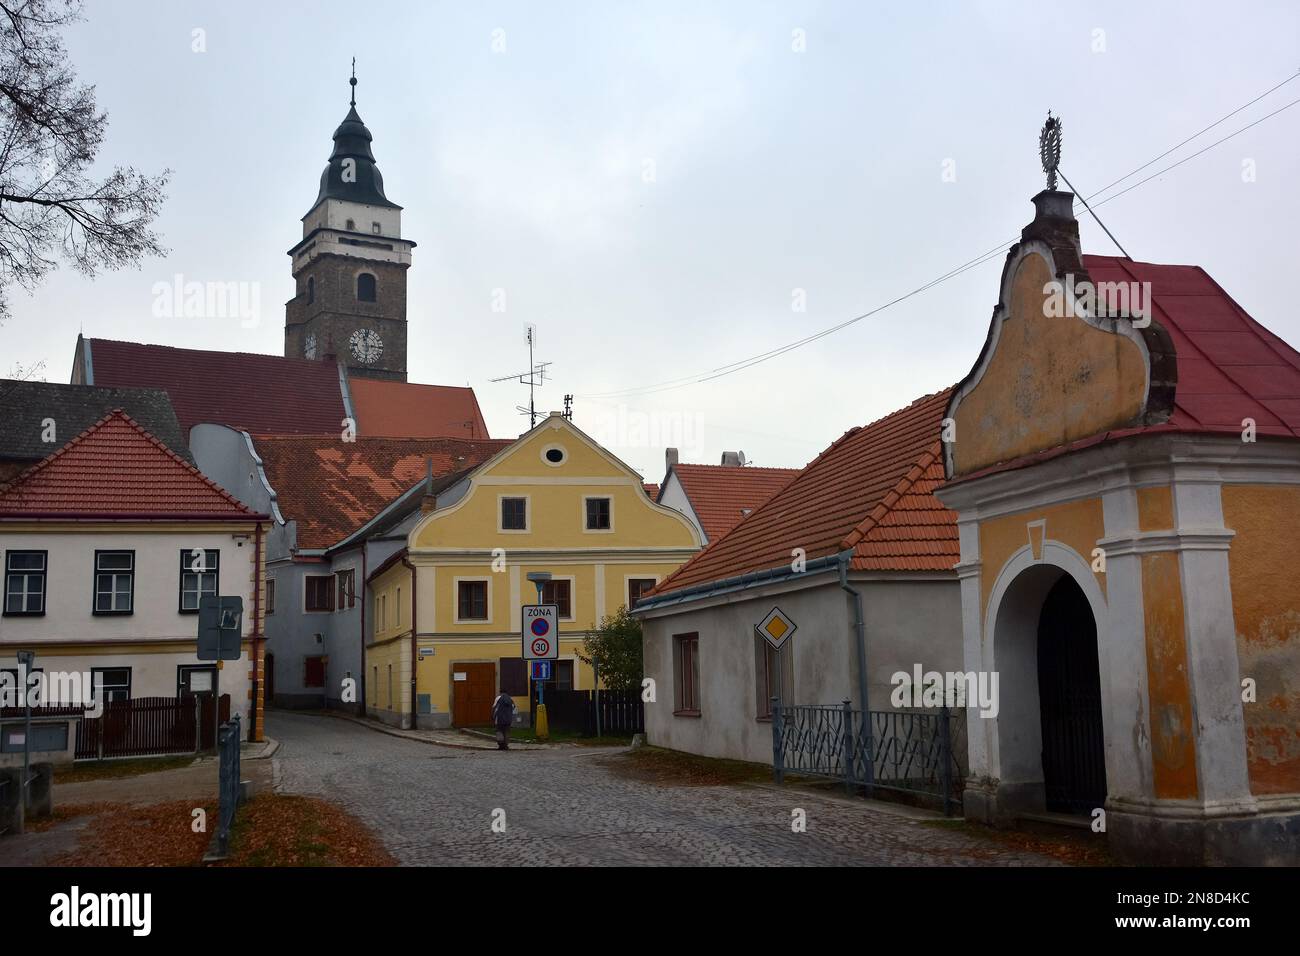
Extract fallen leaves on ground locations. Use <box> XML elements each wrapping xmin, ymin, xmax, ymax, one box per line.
<box><xmin>41</xmin><ymin>795</ymin><xmax>394</xmax><ymax>867</ymax></box>
<box><xmin>218</xmin><ymin>795</ymin><xmax>395</xmax><ymax>867</ymax></box>
<box><xmin>50</xmin><ymin>801</ymin><xmax>213</xmax><ymax>866</ymax></box>
<box><xmin>920</xmin><ymin>818</ymin><xmax>1115</xmax><ymax>866</ymax></box>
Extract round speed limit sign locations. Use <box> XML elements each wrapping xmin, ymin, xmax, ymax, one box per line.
<box><xmin>522</xmin><ymin>604</ymin><xmax>559</xmax><ymax>659</ymax></box>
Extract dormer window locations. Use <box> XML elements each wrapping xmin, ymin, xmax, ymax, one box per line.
<box><xmin>357</xmin><ymin>273</ymin><xmax>377</xmax><ymax>302</ymax></box>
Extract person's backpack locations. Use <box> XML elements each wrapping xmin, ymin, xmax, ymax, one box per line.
<box><xmin>492</xmin><ymin>694</ymin><xmax>514</xmax><ymax>725</ymax></box>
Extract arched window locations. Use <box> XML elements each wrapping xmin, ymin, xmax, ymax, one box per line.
<box><xmin>306</xmin><ymin>276</ymin><xmax>315</xmax><ymax>304</ymax></box>
<box><xmin>357</xmin><ymin>273</ymin><xmax>377</xmax><ymax>302</ymax></box>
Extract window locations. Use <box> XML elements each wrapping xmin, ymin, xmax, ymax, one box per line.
<box><xmin>371</xmin><ymin>222</ymin><xmax>381</xmax><ymax>234</ymax></box>
<box><xmin>304</xmin><ymin>656</ymin><xmax>327</xmax><ymax>688</ymax></box>
<box><xmin>92</xmin><ymin>667</ymin><xmax>132</xmax><ymax>704</ymax></box>
<box><xmin>336</xmin><ymin>568</ymin><xmax>356</xmax><ymax>609</ymax></box>
<box><xmin>378</xmin><ymin>593</ymin><xmax>387</xmax><ymax>630</ymax></box>
<box><xmin>499</xmin><ymin>657</ymin><xmax>528</xmax><ymax>696</ymax></box>
<box><xmin>266</xmin><ymin>579</ymin><xmax>276</xmax><ymax>615</ymax></box>
<box><xmin>542</xmin><ymin>445</ymin><xmax>565</xmax><ymax>465</ymax></box>
<box><xmin>628</xmin><ymin>578</ymin><xmax>656</xmax><ymax>608</ymax></box>
<box><xmin>306</xmin><ymin>276</ymin><xmax>315</xmax><ymax>304</ymax></box>
<box><xmin>387</xmin><ymin>664</ymin><xmax>393</xmax><ymax>707</ymax></box>
<box><xmin>541</xmin><ymin>579</ymin><xmax>572</xmax><ymax>619</ymax></box>
<box><xmin>585</xmin><ymin>497</ymin><xmax>611</xmax><ymax>530</ymax></box>
<box><xmin>457</xmin><ymin>580</ymin><xmax>488</xmax><ymax>621</ymax></box>
<box><xmin>94</xmin><ymin>551</ymin><xmax>134</xmax><ymax>615</ymax></box>
<box><xmin>396</xmin><ymin>586</ymin><xmax>402</xmax><ymax>627</ymax></box>
<box><xmin>673</xmin><ymin>633</ymin><xmax>700</xmax><ymax>715</ymax></box>
<box><xmin>4</xmin><ymin>550</ymin><xmax>46</xmax><ymax>616</ymax></box>
<box><xmin>345</xmin><ymin>218</ymin><xmax>356</xmax><ymax>230</ymax></box>
<box><xmin>179</xmin><ymin>549</ymin><xmax>219</xmax><ymax>613</ymax></box>
<box><xmin>371</xmin><ymin>666</ymin><xmax>378</xmax><ymax>705</ymax></box>
<box><xmin>305</xmin><ymin>575</ymin><xmax>334</xmax><ymax>612</ymax></box>
<box><xmin>501</xmin><ymin>496</ymin><xmax>527</xmax><ymax>531</ymax></box>
<box><xmin>754</xmin><ymin>636</ymin><xmax>794</xmax><ymax>719</ymax></box>
<box><xmin>357</xmin><ymin>272</ymin><xmax>377</xmax><ymax>302</ymax></box>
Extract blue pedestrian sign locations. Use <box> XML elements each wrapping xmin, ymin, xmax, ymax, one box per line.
<box><xmin>530</xmin><ymin>660</ymin><xmax>553</xmax><ymax>682</ymax></box>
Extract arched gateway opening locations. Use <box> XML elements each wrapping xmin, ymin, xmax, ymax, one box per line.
<box><xmin>987</xmin><ymin>550</ymin><xmax>1109</xmax><ymax>819</ymax></box>
<box><xmin>1036</xmin><ymin>575</ymin><xmax>1107</xmax><ymax>815</ymax></box>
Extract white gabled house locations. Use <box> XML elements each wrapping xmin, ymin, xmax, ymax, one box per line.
<box><xmin>0</xmin><ymin>411</ymin><xmax>271</xmax><ymax>739</ymax></box>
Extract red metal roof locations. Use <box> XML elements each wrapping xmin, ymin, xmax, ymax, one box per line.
<box><xmin>253</xmin><ymin>434</ymin><xmax>512</xmax><ymax>550</ymax></box>
<box><xmin>953</xmin><ymin>256</ymin><xmax>1300</xmax><ymax>482</ymax></box>
<box><xmin>86</xmin><ymin>338</ymin><xmax>347</xmax><ymax>435</ymax></box>
<box><xmin>349</xmin><ymin>378</ymin><xmax>491</xmax><ymax>440</ymax></box>
<box><xmin>0</xmin><ymin>410</ymin><xmax>262</xmax><ymax>520</ymax></box>
<box><xmin>654</xmin><ymin>389</ymin><xmax>958</xmax><ymax>595</ymax></box>
<box><xmin>666</xmin><ymin>464</ymin><xmax>799</xmax><ymax>541</ymax></box>
<box><xmin>1084</xmin><ymin>255</ymin><xmax>1300</xmax><ymax>437</ymax></box>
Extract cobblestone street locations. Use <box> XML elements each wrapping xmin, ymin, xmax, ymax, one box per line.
<box><xmin>269</xmin><ymin>712</ymin><xmax>1060</xmax><ymax>866</ymax></box>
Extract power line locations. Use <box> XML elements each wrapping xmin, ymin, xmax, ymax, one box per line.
<box><xmin>581</xmin><ymin>72</ymin><xmax>1300</xmax><ymax>400</ymax></box>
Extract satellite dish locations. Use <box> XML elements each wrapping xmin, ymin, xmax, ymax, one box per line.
<box><xmin>737</xmin><ymin>451</ymin><xmax>747</xmax><ymax>467</ymax></box>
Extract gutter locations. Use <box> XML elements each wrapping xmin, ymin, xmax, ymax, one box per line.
<box><xmin>632</xmin><ymin>553</ymin><xmax>843</xmax><ymax>613</ymax></box>
<box><xmin>838</xmin><ymin>548</ymin><xmax>874</xmax><ymax>788</ymax></box>
<box><xmin>251</xmin><ymin>521</ymin><xmax>263</xmax><ymax>742</ymax></box>
<box><xmin>359</xmin><ymin>546</ymin><xmax>367</xmax><ymax>718</ymax></box>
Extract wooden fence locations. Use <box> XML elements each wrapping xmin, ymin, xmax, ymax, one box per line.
<box><xmin>534</xmin><ymin>688</ymin><xmax>645</xmax><ymax>737</ymax></box>
<box><xmin>74</xmin><ymin>695</ymin><xmax>230</xmax><ymax>760</ymax></box>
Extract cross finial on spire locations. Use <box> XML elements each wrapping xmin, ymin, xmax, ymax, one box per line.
<box><xmin>349</xmin><ymin>57</ymin><xmax>357</xmax><ymax>107</ymax></box>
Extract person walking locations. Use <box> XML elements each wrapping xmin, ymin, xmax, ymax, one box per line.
<box><xmin>491</xmin><ymin>691</ymin><xmax>517</xmax><ymax>750</ymax></box>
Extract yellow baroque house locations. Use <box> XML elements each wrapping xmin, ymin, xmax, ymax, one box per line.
<box><xmin>365</xmin><ymin>412</ymin><xmax>702</xmax><ymax>729</ymax></box>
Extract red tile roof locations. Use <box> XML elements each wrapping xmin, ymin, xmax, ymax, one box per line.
<box><xmin>952</xmin><ymin>256</ymin><xmax>1300</xmax><ymax>481</ymax></box>
<box><xmin>85</xmin><ymin>338</ymin><xmax>347</xmax><ymax>435</ymax></box>
<box><xmin>667</xmin><ymin>464</ymin><xmax>799</xmax><ymax>541</ymax></box>
<box><xmin>253</xmin><ymin>434</ymin><xmax>512</xmax><ymax>550</ymax></box>
<box><xmin>349</xmin><ymin>378</ymin><xmax>491</xmax><ymax>440</ymax></box>
<box><xmin>654</xmin><ymin>389</ymin><xmax>958</xmax><ymax>595</ymax></box>
<box><xmin>642</xmin><ymin>483</ymin><xmax>660</xmax><ymax>499</ymax></box>
<box><xmin>0</xmin><ymin>410</ymin><xmax>262</xmax><ymax>520</ymax></box>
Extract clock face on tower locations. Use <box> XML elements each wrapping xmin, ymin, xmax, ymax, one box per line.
<box><xmin>303</xmin><ymin>332</ymin><xmax>317</xmax><ymax>360</ymax></box>
<box><xmin>350</xmin><ymin>328</ymin><xmax>383</xmax><ymax>365</ymax></box>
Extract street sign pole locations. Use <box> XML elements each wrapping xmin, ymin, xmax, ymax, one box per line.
<box><xmin>524</xmin><ymin>571</ymin><xmax>553</xmax><ymax>741</ymax></box>
<box><xmin>17</xmin><ymin>650</ymin><xmax>34</xmax><ymax>812</ymax></box>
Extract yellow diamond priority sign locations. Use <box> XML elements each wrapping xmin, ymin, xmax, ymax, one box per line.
<box><xmin>757</xmin><ymin>606</ymin><xmax>797</xmax><ymax>650</ymax></box>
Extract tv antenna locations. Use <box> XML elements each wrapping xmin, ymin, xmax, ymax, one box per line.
<box><xmin>490</xmin><ymin>324</ymin><xmax>551</xmax><ymax>428</ymax></box>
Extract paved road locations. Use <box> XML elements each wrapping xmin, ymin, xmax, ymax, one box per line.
<box><xmin>268</xmin><ymin>712</ymin><xmax>1060</xmax><ymax>866</ymax></box>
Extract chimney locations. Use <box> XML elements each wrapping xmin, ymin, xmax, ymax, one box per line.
<box><xmin>720</xmin><ymin>450</ymin><xmax>745</xmax><ymax>467</ymax></box>
<box><xmin>420</xmin><ymin>458</ymin><xmax>436</xmax><ymax>512</ymax></box>
<box><xmin>665</xmin><ymin>447</ymin><xmax>679</xmax><ymax>470</ymax></box>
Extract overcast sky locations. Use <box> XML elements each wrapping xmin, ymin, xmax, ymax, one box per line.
<box><xmin>5</xmin><ymin>1</ymin><xmax>1299</xmax><ymax>480</ymax></box>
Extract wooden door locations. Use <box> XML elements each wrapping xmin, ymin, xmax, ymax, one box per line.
<box><xmin>452</xmin><ymin>662</ymin><xmax>497</xmax><ymax>726</ymax></box>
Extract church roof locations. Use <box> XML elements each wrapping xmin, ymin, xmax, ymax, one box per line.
<box><xmin>310</xmin><ymin>101</ymin><xmax>400</xmax><ymax>213</ymax></box>
<box><xmin>0</xmin><ymin>410</ymin><xmax>263</xmax><ymax>521</ymax></box>
<box><xmin>348</xmin><ymin>378</ymin><xmax>491</xmax><ymax>440</ymax></box>
<box><xmin>79</xmin><ymin>337</ymin><xmax>349</xmax><ymax>436</ymax></box>
<box><xmin>252</xmin><ymin>434</ymin><xmax>512</xmax><ymax>550</ymax></box>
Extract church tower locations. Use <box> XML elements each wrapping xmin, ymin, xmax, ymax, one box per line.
<box><xmin>285</xmin><ymin>67</ymin><xmax>413</xmax><ymax>381</ymax></box>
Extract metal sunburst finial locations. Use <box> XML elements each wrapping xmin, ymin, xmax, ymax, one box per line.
<box><xmin>1039</xmin><ymin>112</ymin><xmax>1062</xmax><ymax>191</ymax></box>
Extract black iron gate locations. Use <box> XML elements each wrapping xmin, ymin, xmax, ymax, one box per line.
<box><xmin>1037</xmin><ymin>575</ymin><xmax>1107</xmax><ymax>815</ymax></box>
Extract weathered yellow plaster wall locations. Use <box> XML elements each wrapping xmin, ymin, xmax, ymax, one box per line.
<box><xmin>979</xmin><ymin>497</ymin><xmax>1107</xmax><ymax>614</ymax></box>
<box><xmin>1140</xmin><ymin>551</ymin><xmax>1199</xmax><ymax>799</ymax></box>
<box><xmin>952</xmin><ymin>252</ymin><xmax>1149</xmax><ymax>475</ymax></box>
<box><xmin>1137</xmin><ymin>486</ymin><xmax>1174</xmax><ymax>532</ymax></box>
<box><xmin>1222</xmin><ymin>484</ymin><xmax>1300</xmax><ymax>795</ymax></box>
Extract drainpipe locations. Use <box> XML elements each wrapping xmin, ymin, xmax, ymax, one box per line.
<box><xmin>359</xmin><ymin>546</ymin><xmax>367</xmax><ymax>717</ymax></box>
<box><xmin>251</xmin><ymin>521</ymin><xmax>263</xmax><ymax>742</ymax></box>
<box><xmin>838</xmin><ymin>548</ymin><xmax>873</xmax><ymax>787</ymax></box>
<box><xmin>402</xmin><ymin>556</ymin><xmax>417</xmax><ymax>730</ymax></box>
